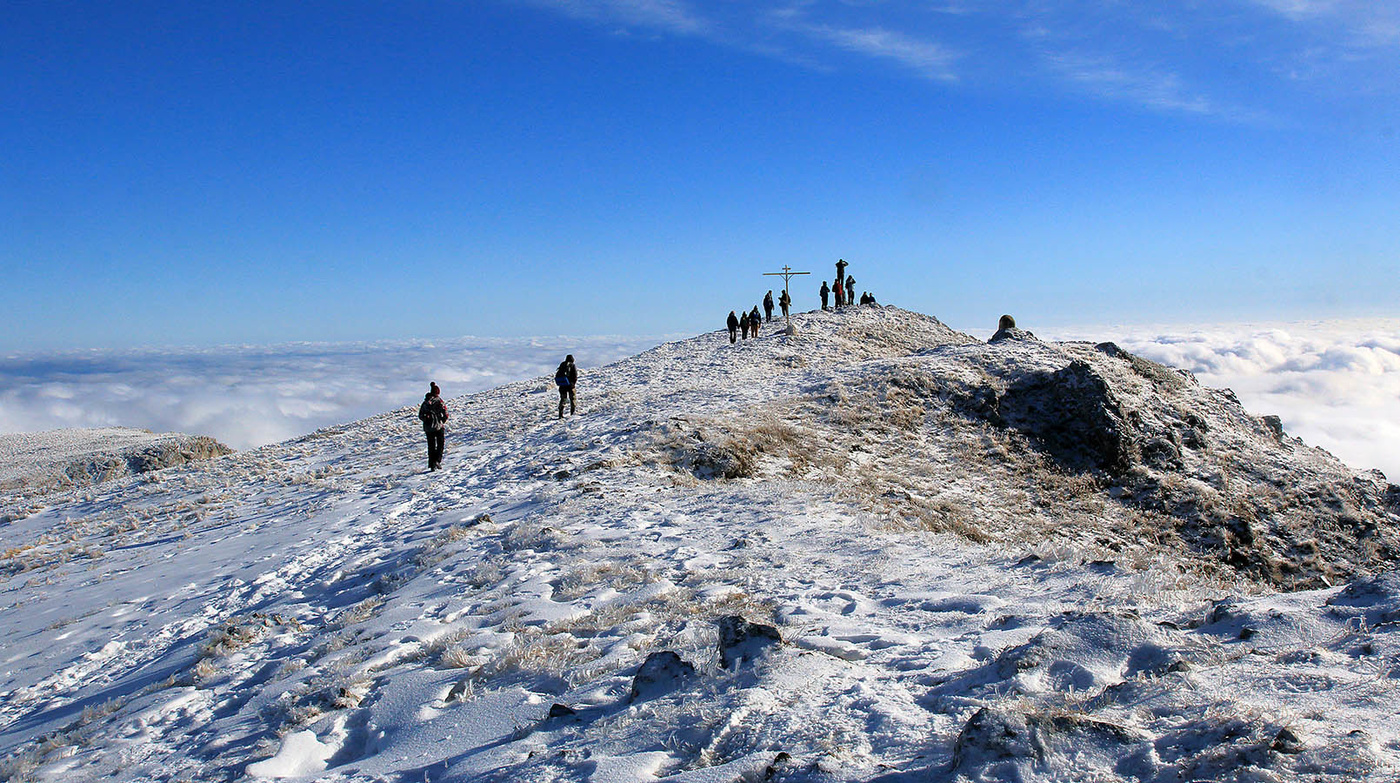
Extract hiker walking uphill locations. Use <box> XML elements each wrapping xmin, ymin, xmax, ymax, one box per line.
<box><xmin>749</xmin><ymin>305</ymin><xmax>762</xmax><ymax>337</ymax></box>
<box><xmin>555</xmin><ymin>355</ymin><xmax>578</xmax><ymax>418</ymax></box>
<box><xmin>740</xmin><ymin>310</ymin><xmax>750</xmax><ymax>340</ymax></box>
<box><xmin>763</xmin><ymin>291</ymin><xmax>774</xmax><ymax>323</ymax></box>
<box><xmin>417</xmin><ymin>382</ymin><xmax>449</xmax><ymax>471</ymax></box>
<box><xmin>727</xmin><ymin>310</ymin><xmax>739</xmax><ymax>343</ymax></box>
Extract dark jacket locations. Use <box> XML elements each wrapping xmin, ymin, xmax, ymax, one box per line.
<box><xmin>556</xmin><ymin>359</ymin><xmax>578</xmax><ymax>389</ymax></box>
<box><xmin>419</xmin><ymin>393</ymin><xmax>448</xmax><ymax>430</ymax></box>
<box><xmin>727</xmin><ymin>311</ymin><xmax>739</xmax><ymax>330</ymax></box>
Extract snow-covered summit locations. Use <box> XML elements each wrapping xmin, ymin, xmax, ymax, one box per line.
<box><xmin>2</xmin><ymin>306</ymin><xmax>1398</xmax><ymax>782</ymax></box>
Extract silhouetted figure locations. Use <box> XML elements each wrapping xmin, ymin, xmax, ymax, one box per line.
<box><xmin>845</xmin><ymin>276</ymin><xmax>855</xmax><ymax>306</ymax></box>
<box><xmin>999</xmin><ymin>314</ymin><xmax>1016</xmax><ymax>330</ymax></box>
<box><xmin>740</xmin><ymin>311</ymin><xmax>750</xmax><ymax>340</ymax></box>
<box><xmin>417</xmin><ymin>383</ymin><xmax>449</xmax><ymax>471</ymax></box>
<box><xmin>820</xmin><ymin>281</ymin><xmax>830</xmax><ymax>310</ymax></box>
<box><xmin>727</xmin><ymin>310</ymin><xmax>739</xmax><ymax>343</ymax></box>
<box><xmin>555</xmin><ymin>355</ymin><xmax>577</xmax><ymax>418</ymax></box>
<box><xmin>763</xmin><ymin>291</ymin><xmax>774</xmax><ymax>322</ymax></box>
<box><xmin>779</xmin><ymin>289</ymin><xmax>791</xmax><ymax>318</ymax></box>
<box><xmin>750</xmin><ymin>306</ymin><xmax>762</xmax><ymax>337</ymax></box>
<box><xmin>835</xmin><ymin>258</ymin><xmax>848</xmax><ymax>289</ymax></box>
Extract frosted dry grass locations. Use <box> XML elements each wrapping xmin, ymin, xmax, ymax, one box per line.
<box><xmin>502</xmin><ymin>520</ymin><xmax>570</xmax><ymax>553</ymax></box>
<box><xmin>332</xmin><ymin>596</ymin><xmax>386</xmax><ymax>629</ymax></box>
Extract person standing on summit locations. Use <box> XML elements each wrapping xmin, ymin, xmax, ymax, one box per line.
<box><xmin>555</xmin><ymin>355</ymin><xmax>578</xmax><ymax>418</ymax></box>
<box><xmin>763</xmin><ymin>291</ymin><xmax>774</xmax><ymax>323</ymax></box>
<box><xmin>727</xmin><ymin>310</ymin><xmax>739</xmax><ymax>343</ymax></box>
<box><xmin>834</xmin><ymin>259</ymin><xmax>848</xmax><ymax>307</ymax></box>
<box><xmin>819</xmin><ymin>281</ymin><xmax>830</xmax><ymax>311</ymax></box>
<box><xmin>417</xmin><ymin>382</ymin><xmax>449</xmax><ymax>471</ymax></box>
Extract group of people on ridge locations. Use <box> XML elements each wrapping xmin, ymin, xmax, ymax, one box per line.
<box><xmin>731</xmin><ymin>259</ymin><xmax>876</xmax><ymax>343</ymax></box>
<box><xmin>819</xmin><ymin>258</ymin><xmax>874</xmax><ymax>310</ymax></box>
<box><xmin>726</xmin><ymin>289</ymin><xmax>794</xmax><ymax>343</ymax></box>
<box><xmin>417</xmin><ymin>258</ymin><xmax>878</xmax><ymax>471</ymax></box>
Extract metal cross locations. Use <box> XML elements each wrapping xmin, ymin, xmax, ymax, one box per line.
<box><xmin>763</xmin><ymin>265</ymin><xmax>810</xmax><ymax>335</ymax></box>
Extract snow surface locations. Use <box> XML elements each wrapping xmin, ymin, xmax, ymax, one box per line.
<box><xmin>2</xmin><ymin>306</ymin><xmax>1398</xmax><ymax>782</ymax></box>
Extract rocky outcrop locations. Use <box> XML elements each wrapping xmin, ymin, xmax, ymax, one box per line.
<box><xmin>1</xmin><ymin>429</ymin><xmax>233</xmax><ymax>521</ymax></box>
<box><xmin>993</xmin><ymin>360</ymin><xmax>1138</xmax><ymax>474</ymax></box>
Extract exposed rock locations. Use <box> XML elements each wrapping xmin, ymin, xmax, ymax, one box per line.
<box><xmin>950</xmin><ymin>707</ymin><xmax>1044</xmax><ymax>770</ymax></box>
<box><xmin>989</xmin><ymin>326</ymin><xmax>1038</xmax><ymax>343</ymax></box>
<box><xmin>629</xmin><ymin>651</ymin><xmax>696</xmax><ymax>702</ymax></box>
<box><xmin>993</xmin><ymin>360</ymin><xmax>1138</xmax><ymax>474</ymax></box>
<box><xmin>717</xmin><ymin>616</ymin><xmax>783</xmax><ymax>669</ymax></box>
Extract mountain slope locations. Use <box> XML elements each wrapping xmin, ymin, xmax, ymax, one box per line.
<box><xmin>2</xmin><ymin>306</ymin><xmax>1398</xmax><ymax>783</ymax></box>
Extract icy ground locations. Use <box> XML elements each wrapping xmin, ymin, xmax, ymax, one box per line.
<box><xmin>2</xmin><ymin>306</ymin><xmax>1399</xmax><ymax>782</ymax></box>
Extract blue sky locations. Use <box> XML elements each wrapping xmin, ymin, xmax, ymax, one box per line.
<box><xmin>3</xmin><ymin>0</ymin><xmax>1398</xmax><ymax>351</ymax></box>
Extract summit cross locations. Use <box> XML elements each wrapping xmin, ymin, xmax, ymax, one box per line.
<box><xmin>763</xmin><ymin>265</ymin><xmax>810</xmax><ymax>335</ymax></box>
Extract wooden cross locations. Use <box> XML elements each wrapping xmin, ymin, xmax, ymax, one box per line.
<box><xmin>763</xmin><ymin>265</ymin><xmax>810</xmax><ymax>335</ymax></box>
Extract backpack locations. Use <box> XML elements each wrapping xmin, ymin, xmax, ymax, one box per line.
<box><xmin>420</xmin><ymin>398</ymin><xmax>447</xmax><ymax>430</ymax></box>
<box><xmin>555</xmin><ymin>365</ymin><xmax>573</xmax><ymax>389</ymax></box>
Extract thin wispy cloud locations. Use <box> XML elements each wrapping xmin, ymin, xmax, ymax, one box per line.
<box><xmin>788</xmin><ymin>22</ymin><xmax>960</xmax><ymax>82</ymax></box>
<box><xmin>504</xmin><ymin>0</ymin><xmax>1399</xmax><ymax>119</ymax></box>
<box><xmin>520</xmin><ymin>0</ymin><xmax>710</xmax><ymax>35</ymax></box>
<box><xmin>1039</xmin><ymin>51</ymin><xmax>1214</xmax><ymax>116</ymax></box>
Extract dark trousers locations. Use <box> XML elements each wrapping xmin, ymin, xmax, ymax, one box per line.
<box><xmin>728</xmin><ymin>327</ymin><xmax>737</xmax><ymax>343</ymax></box>
<box><xmin>424</xmin><ymin>427</ymin><xmax>445</xmax><ymax>470</ymax></box>
<box><xmin>558</xmin><ymin>387</ymin><xmax>575</xmax><ymax>416</ymax></box>
<box><xmin>764</xmin><ymin>305</ymin><xmax>773</xmax><ymax>322</ymax></box>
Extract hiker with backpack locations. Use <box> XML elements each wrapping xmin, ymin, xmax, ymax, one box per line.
<box><xmin>779</xmin><ymin>289</ymin><xmax>791</xmax><ymax>318</ymax></box>
<box><xmin>740</xmin><ymin>310</ymin><xmax>750</xmax><ymax>340</ymax></box>
<box><xmin>750</xmin><ymin>305</ymin><xmax>762</xmax><ymax>336</ymax></box>
<box><xmin>727</xmin><ymin>310</ymin><xmax>739</xmax><ymax>343</ymax></box>
<box><xmin>555</xmin><ymin>355</ymin><xmax>578</xmax><ymax>418</ymax></box>
<box><xmin>763</xmin><ymin>291</ymin><xmax>774</xmax><ymax>322</ymax></box>
<box><xmin>417</xmin><ymin>382</ymin><xmax>449</xmax><ymax>471</ymax></box>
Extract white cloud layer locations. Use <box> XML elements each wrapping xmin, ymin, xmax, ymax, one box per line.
<box><xmin>3</xmin><ymin>321</ymin><xmax>1396</xmax><ymax>482</ymax></box>
<box><xmin>1045</xmin><ymin>318</ymin><xmax>1400</xmax><ymax>481</ymax></box>
<box><xmin>0</xmin><ymin>336</ymin><xmax>675</xmax><ymax>452</ymax></box>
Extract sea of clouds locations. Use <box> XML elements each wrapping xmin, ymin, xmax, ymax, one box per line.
<box><xmin>2</xmin><ymin>319</ymin><xmax>1396</xmax><ymax>480</ymax></box>
<box><xmin>0</xmin><ymin>335</ymin><xmax>676</xmax><ymax>452</ymax></box>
